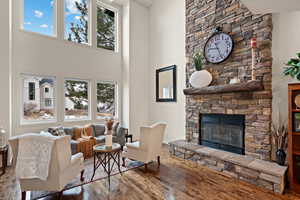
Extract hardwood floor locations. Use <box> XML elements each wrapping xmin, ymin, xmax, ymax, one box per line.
<box><xmin>32</xmin><ymin>148</ymin><xmax>300</xmax><ymax>200</ymax></box>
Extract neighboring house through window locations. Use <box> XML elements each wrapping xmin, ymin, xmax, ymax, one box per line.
<box><xmin>22</xmin><ymin>75</ymin><xmax>56</xmax><ymax>124</ymax></box>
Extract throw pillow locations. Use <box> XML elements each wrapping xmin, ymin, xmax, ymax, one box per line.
<box><xmin>48</xmin><ymin>127</ymin><xmax>65</xmax><ymax>136</ymax></box>
<box><xmin>74</xmin><ymin>127</ymin><xmax>83</xmax><ymax>140</ymax></box>
<box><xmin>112</xmin><ymin>121</ymin><xmax>120</xmax><ymax>136</ymax></box>
<box><xmin>82</xmin><ymin>124</ymin><xmax>94</xmax><ymax>139</ymax></box>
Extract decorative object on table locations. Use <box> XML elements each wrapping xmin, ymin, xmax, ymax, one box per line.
<box><xmin>105</xmin><ymin>118</ymin><xmax>114</xmax><ymax>147</ymax></box>
<box><xmin>189</xmin><ymin>52</ymin><xmax>212</xmax><ymax>88</ymax></box>
<box><xmin>0</xmin><ymin>127</ymin><xmax>7</xmax><ymax>148</ymax></box>
<box><xmin>204</xmin><ymin>28</ymin><xmax>234</xmax><ymax>64</ymax></box>
<box><xmin>0</xmin><ymin>145</ymin><xmax>8</xmax><ymax>176</ymax></box>
<box><xmin>156</xmin><ymin>65</ymin><xmax>177</xmax><ymax>102</ymax></box>
<box><xmin>271</xmin><ymin>122</ymin><xmax>288</xmax><ymax>166</ymax></box>
<box><xmin>283</xmin><ymin>53</ymin><xmax>300</xmax><ymax>80</ymax></box>
<box><xmin>295</xmin><ymin>94</ymin><xmax>300</xmax><ymax>109</ymax></box>
<box><xmin>251</xmin><ymin>38</ymin><xmax>257</xmax><ymax>80</ymax></box>
<box><xmin>91</xmin><ymin>143</ymin><xmax>122</xmax><ymax>189</ymax></box>
<box><xmin>229</xmin><ymin>77</ymin><xmax>240</xmax><ymax>84</ymax></box>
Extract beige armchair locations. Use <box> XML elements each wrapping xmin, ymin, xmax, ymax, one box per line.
<box><xmin>9</xmin><ymin>135</ymin><xmax>85</xmax><ymax>200</ymax></box>
<box><xmin>122</xmin><ymin>123</ymin><xmax>167</xmax><ymax>170</ymax></box>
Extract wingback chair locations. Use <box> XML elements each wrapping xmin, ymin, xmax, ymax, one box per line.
<box><xmin>122</xmin><ymin>123</ymin><xmax>167</xmax><ymax>170</ymax></box>
<box><xmin>9</xmin><ymin>135</ymin><xmax>85</xmax><ymax>200</ymax></box>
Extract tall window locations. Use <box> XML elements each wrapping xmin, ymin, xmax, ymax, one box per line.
<box><xmin>97</xmin><ymin>4</ymin><xmax>116</xmax><ymax>51</ymax></box>
<box><xmin>65</xmin><ymin>79</ymin><xmax>90</xmax><ymax>120</ymax></box>
<box><xmin>22</xmin><ymin>75</ymin><xmax>56</xmax><ymax>123</ymax></box>
<box><xmin>97</xmin><ymin>82</ymin><xmax>116</xmax><ymax>119</ymax></box>
<box><xmin>23</xmin><ymin>0</ymin><xmax>55</xmax><ymax>36</ymax></box>
<box><xmin>65</xmin><ymin>0</ymin><xmax>89</xmax><ymax>44</ymax></box>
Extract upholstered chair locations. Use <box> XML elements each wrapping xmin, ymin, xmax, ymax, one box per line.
<box><xmin>122</xmin><ymin>123</ymin><xmax>167</xmax><ymax>170</ymax></box>
<box><xmin>9</xmin><ymin>135</ymin><xmax>85</xmax><ymax>200</ymax></box>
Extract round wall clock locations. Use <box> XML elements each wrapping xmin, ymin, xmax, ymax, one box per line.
<box><xmin>204</xmin><ymin>32</ymin><xmax>234</xmax><ymax>64</ymax></box>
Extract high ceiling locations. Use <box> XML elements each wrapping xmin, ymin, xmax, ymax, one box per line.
<box><xmin>241</xmin><ymin>0</ymin><xmax>300</xmax><ymax>14</ymax></box>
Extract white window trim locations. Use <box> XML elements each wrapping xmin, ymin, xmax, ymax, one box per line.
<box><xmin>20</xmin><ymin>0</ymin><xmax>58</xmax><ymax>38</ymax></box>
<box><xmin>20</xmin><ymin>74</ymin><xmax>58</xmax><ymax>125</ymax></box>
<box><xmin>96</xmin><ymin>0</ymin><xmax>119</xmax><ymax>53</ymax></box>
<box><xmin>63</xmin><ymin>0</ymin><xmax>92</xmax><ymax>46</ymax></box>
<box><xmin>64</xmin><ymin>78</ymin><xmax>91</xmax><ymax>122</ymax></box>
<box><xmin>96</xmin><ymin>80</ymin><xmax>118</xmax><ymax>120</ymax></box>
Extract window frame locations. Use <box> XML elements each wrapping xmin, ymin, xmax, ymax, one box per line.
<box><xmin>64</xmin><ymin>78</ymin><xmax>91</xmax><ymax>122</ymax></box>
<box><xmin>64</xmin><ymin>0</ymin><xmax>92</xmax><ymax>46</ymax></box>
<box><xmin>21</xmin><ymin>74</ymin><xmax>57</xmax><ymax>125</ymax></box>
<box><xmin>21</xmin><ymin>0</ymin><xmax>58</xmax><ymax>37</ymax></box>
<box><xmin>96</xmin><ymin>0</ymin><xmax>119</xmax><ymax>53</ymax></box>
<box><xmin>96</xmin><ymin>80</ymin><xmax>118</xmax><ymax>120</ymax></box>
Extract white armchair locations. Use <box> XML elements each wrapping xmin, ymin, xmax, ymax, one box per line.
<box><xmin>122</xmin><ymin>123</ymin><xmax>167</xmax><ymax>170</ymax></box>
<box><xmin>9</xmin><ymin>135</ymin><xmax>85</xmax><ymax>200</ymax></box>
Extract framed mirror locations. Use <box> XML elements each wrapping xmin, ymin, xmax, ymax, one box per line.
<box><xmin>156</xmin><ymin>65</ymin><xmax>177</xmax><ymax>102</ymax></box>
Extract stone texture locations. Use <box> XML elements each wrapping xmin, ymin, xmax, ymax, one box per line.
<box><xmin>185</xmin><ymin>0</ymin><xmax>273</xmax><ymax>161</ymax></box>
<box><xmin>169</xmin><ymin>141</ymin><xmax>287</xmax><ymax>194</ymax></box>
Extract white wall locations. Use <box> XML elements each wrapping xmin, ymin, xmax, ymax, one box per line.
<box><xmin>272</xmin><ymin>11</ymin><xmax>300</xmax><ymax>124</ymax></box>
<box><xmin>11</xmin><ymin>0</ymin><xmax>123</xmax><ymax>135</ymax></box>
<box><xmin>149</xmin><ymin>0</ymin><xmax>186</xmax><ymax>143</ymax></box>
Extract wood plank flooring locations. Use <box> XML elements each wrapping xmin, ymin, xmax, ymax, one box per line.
<box><xmin>4</xmin><ymin>147</ymin><xmax>300</xmax><ymax>200</ymax></box>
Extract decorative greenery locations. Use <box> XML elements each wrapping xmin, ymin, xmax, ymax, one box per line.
<box><xmin>283</xmin><ymin>53</ymin><xmax>300</xmax><ymax>80</ymax></box>
<box><xmin>271</xmin><ymin>122</ymin><xmax>288</xmax><ymax>151</ymax></box>
<box><xmin>193</xmin><ymin>52</ymin><xmax>204</xmax><ymax>71</ymax></box>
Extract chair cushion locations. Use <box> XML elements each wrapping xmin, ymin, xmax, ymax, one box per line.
<box><xmin>126</xmin><ymin>141</ymin><xmax>140</xmax><ymax>149</ymax></box>
<box><xmin>93</xmin><ymin>124</ymin><xmax>105</xmax><ymax>137</ymax></box>
<box><xmin>112</xmin><ymin>122</ymin><xmax>119</xmax><ymax>136</ymax></box>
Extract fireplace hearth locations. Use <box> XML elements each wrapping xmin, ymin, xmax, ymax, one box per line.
<box><xmin>199</xmin><ymin>114</ymin><xmax>245</xmax><ymax>155</ymax></box>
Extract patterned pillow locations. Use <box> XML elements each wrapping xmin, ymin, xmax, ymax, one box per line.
<box><xmin>48</xmin><ymin>127</ymin><xmax>65</xmax><ymax>136</ymax></box>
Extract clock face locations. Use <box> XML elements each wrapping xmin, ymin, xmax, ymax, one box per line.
<box><xmin>204</xmin><ymin>33</ymin><xmax>233</xmax><ymax>64</ymax></box>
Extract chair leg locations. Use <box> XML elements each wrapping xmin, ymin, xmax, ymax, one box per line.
<box><xmin>144</xmin><ymin>163</ymin><xmax>148</xmax><ymax>172</ymax></box>
<box><xmin>58</xmin><ymin>191</ymin><xmax>63</xmax><ymax>200</ymax></box>
<box><xmin>21</xmin><ymin>191</ymin><xmax>26</xmax><ymax>200</ymax></box>
<box><xmin>157</xmin><ymin>156</ymin><xmax>161</xmax><ymax>167</ymax></box>
<box><xmin>122</xmin><ymin>157</ymin><xmax>126</xmax><ymax>167</ymax></box>
<box><xmin>80</xmin><ymin>170</ymin><xmax>85</xmax><ymax>182</ymax></box>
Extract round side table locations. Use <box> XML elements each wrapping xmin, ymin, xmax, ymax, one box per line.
<box><xmin>91</xmin><ymin>143</ymin><xmax>123</xmax><ymax>188</ymax></box>
<box><xmin>0</xmin><ymin>145</ymin><xmax>8</xmax><ymax>176</ymax></box>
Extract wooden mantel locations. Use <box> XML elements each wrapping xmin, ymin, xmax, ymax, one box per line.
<box><xmin>183</xmin><ymin>80</ymin><xmax>264</xmax><ymax>95</ymax></box>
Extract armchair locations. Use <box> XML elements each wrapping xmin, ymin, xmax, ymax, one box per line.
<box><xmin>122</xmin><ymin>123</ymin><xmax>167</xmax><ymax>170</ymax></box>
<box><xmin>9</xmin><ymin>135</ymin><xmax>85</xmax><ymax>200</ymax></box>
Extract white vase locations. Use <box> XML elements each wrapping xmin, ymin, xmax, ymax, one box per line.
<box><xmin>189</xmin><ymin>70</ymin><xmax>212</xmax><ymax>88</ymax></box>
<box><xmin>105</xmin><ymin>134</ymin><xmax>113</xmax><ymax>147</ymax></box>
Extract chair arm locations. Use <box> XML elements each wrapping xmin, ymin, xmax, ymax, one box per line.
<box><xmin>71</xmin><ymin>152</ymin><xmax>84</xmax><ymax>165</ymax></box>
<box><xmin>126</xmin><ymin>142</ymin><xmax>140</xmax><ymax>150</ymax></box>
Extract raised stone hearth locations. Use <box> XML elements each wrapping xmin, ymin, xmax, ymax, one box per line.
<box><xmin>169</xmin><ymin>140</ymin><xmax>287</xmax><ymax>194</ymax></box>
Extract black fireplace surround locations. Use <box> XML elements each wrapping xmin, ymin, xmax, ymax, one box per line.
<box><xmin>199</xmin><ymin>114</ymin><xmax>245</xmax><ymax>155</ymax></box>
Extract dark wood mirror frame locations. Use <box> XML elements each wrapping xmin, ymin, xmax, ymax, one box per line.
<box><xmin>156</xmin><ymin>65</ymin><xmax>177</xmax><ymax>102</ymax></box>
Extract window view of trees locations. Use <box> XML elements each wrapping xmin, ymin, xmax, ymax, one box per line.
<box><xmin>65</xmin><ymin>0</ymin><xmax>89</xmax><ymax>44</ymax></box>
<box><xmin>97</xmin><ymin>82</ymin><xmax>116</xmax><ymax>119</ymax></box>
<box><xmin>97</xmin><ymin>6</ymin><xmax>116</xmax><ymax>51</ymax></box>
<box><xmin>65</xmin><ymin>80</ymin><xmax>89</xmax><ymax>120</ymax></box>
<box><xmin>22</xmin><ymin>75</ymin><xmax>56</xmax><ymax>123</ymax></box>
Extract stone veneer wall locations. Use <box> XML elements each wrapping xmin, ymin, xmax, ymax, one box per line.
<box><xmin>185</xmin><ymin>0</ymin><xmax>273</xmax><ymax>160</ymax></box>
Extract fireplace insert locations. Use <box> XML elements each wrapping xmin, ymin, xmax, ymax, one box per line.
<box><xmin>199</xmin><ymin>114</ymin><xmax>245</xmax><ymax>155</ymax></box>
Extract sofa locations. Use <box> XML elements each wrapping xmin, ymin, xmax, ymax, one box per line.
<box><xmin>48</xmin><ymin>124</ymin><xmax>126</xmax><ymax>155</ymax></box>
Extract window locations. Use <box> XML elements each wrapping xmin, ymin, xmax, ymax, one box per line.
<box><xmin>65</xmin><ymin>79</ymin><xmax>90</xmax><ymax>120</ymax></box>
<box><xmin>97</xmin><ymin>4</ymin><xmax>116</xmax><ymax>51</ymax></box>
<box><xmin>23</xmin><ymin>0</ymin><xmax>55</xmax><ymax>36</ymax></box>
<box><xmin>65</xmin><ymin>0</ymin><xmax>89</xmax><ymax>44</ymax></box>
<box><xmin>45</xmin><ymin>87</ymin><xmax>49</xmax><ymax>93</ymax></box>
<box><xmin>97</xmin><ymin>82</ymin><xmax>116</xmax><ymax>119</ymax></box>
<box><xmin>28</xmin><ymin>82</ymin><xmax>35</xmax><ymax>100</ymax></box>
<box><xmin>22</xmin><ymin>75</ymin><xmax>56</xmax><ymax>123</ymax></box>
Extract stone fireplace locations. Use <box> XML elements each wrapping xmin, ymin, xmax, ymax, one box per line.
<box><xmin>200</xmin><ymin>114</ymin><xmax>245</xmax><ymax>155</ymax></box>
<box><xmin>185</xmin><ymin>0</ymin><xmax>273</xmax><ymax>161</ymax></box>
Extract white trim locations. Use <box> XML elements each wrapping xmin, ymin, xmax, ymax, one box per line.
<box><xmin>20</xmin><ymin>74</ymin><xmax>58</xmax><ymax>126</ymax></box>
<box><xmin>63</xmin><ymin>78</ymin><xmax>92</xmax><ymax>122</ymax></box>
<box><xmin>96</xmin><ymin>80</ymin><xmax>118</xmax><ymax>120</ymax></box>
